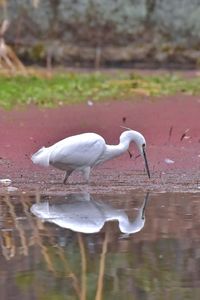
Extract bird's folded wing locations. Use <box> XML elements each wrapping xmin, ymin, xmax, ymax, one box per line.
<box><xmin>49</xmin><ymin>133</ymin><xmax>106</xmax><ymax>168</ymax></box>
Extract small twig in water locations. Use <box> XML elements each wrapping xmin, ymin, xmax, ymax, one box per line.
<box><xmin>168</xmin><ymin>126</ymin><xmax>173</xmax><ymax>142</ymax></box>
<box><xmin>180</xmin><ymin>128</ymin><xmax>190</xmax><ymax>141</ymax></box>
<box><xmin>122</xmin><ymin>117</ymin><xmax>126</xmax><ymax>123</ymax></box>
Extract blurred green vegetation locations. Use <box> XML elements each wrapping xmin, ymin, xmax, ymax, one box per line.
<box><xmin>1</xmin><ymin>71</ymin><xmax>200</xmax><ymax>109</ymax></box>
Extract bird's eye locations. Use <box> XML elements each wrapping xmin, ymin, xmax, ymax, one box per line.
<box><xmin>142</xmin><ymin>143</ymin><xmax>146</xmax><ymax>148</ymax></box>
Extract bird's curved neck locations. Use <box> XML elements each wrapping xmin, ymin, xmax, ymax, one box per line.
<box><xmin>106</xmin><ymin>211</ymin><xmax>144</xmax><ymax>234</ymax></box>
<box><xmin>118</xmin><ymin>215</ymin><xmax>144</xmax><ymax>234</ymax></box>
<box><xmin>118</xmin><ymin>196</ymin><xmax>148</xmax><ymax>233</ymax></box>
<box><xmin>103</xmin><ymin>136</ymin><xmax>131</xmax><ymax>162</ymax></box>
<box><xmin>98</xmin><ymin>131</ymin><xmax>144</xmax><ymax>164</ymax></box>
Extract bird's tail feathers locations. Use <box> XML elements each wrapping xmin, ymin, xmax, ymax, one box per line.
<box><xmin>31</xmin><ymin>147</ymin><xmax>50</xmax><ymax>167</ymax></box>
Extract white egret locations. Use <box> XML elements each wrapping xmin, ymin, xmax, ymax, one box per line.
<box><xmin>31</xmin><ymin>129</ymin><xmax>150</xmax><ymax>184</ymax></box>
<box><xmin>30</xmin><ymin>192</ymin><xmax>149</xmax><ymax>234</ymax></box>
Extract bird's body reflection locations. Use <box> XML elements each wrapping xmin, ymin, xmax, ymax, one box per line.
<box><xmin>31</xmin><ymin>192</ymin><xmax>149</xmax><ymax>234</ymax></box>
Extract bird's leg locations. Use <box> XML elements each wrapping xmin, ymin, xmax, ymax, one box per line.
<box><xmin>63</xmin><ymin>169</ymin><xmax>73</xmax><ymax>184</ymax></box>
<box><xmin>81</xmin><ymin>167</ymin><xmax>91</xmax><ymax>183</ymax></box>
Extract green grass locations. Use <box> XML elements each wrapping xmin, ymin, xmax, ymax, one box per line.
<box><xmin>1</xmin><ymin>71</ymin><xmax>200</xmax><ymax>109</ymax></box>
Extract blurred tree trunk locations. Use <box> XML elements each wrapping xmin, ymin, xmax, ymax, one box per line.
<box><xmin>145</xmin><ymin>0</ymin><xmax>156</xmax><ymax>28</ymax></box>
<box><xmin>49</xmin><ymin>0</ymin><xmax>60</xmax><ymax>38</ymax></box>
<box><xmin>46</xmin><ymin>0</ymin><xmax>61</xmax><ymax>70</ymax></box>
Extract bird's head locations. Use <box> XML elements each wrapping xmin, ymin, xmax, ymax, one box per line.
<box><xmin>120</xmin><ymin>128</ymin><xmax>151</xmax><ymax>179</ymax></box>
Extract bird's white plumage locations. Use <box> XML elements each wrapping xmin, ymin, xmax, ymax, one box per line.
<box><xmin>31</xmin><ymin>130</ymin><xmax>150</xmax><ymax>183</ymax></box>
<box><xmin>49</xmin><ymin>133</ymin><xmax>106</xmax><ymax>169</ymax></box>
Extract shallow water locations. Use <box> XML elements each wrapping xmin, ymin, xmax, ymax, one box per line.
<box><xmin>0</xmin><ymin>190</ymin><xmax>200</xmax><ymax>300</ymax></box>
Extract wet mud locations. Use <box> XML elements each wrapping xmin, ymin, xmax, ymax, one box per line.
<box><xmin>0</xmin><ymin>95</ymin><xmax>200</xmax><ymax>193</ymax></box>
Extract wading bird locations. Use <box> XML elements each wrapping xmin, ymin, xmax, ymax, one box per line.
<box><xmin>31</xmin><ymin>129</ymin><xmax>150</xmax><ymax>184</ymax></box>
<box><xmin>31</xmin><ymin>192</ymin><xmax>150</xmax><ymax>234</ymax></box>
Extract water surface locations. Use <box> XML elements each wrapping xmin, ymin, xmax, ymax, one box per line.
<box><xmin>0</xmin><ymin>191</ymin><xmax>200</xmax><ymax>300</ymax></box>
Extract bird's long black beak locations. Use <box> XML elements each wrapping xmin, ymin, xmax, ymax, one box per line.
<box><xmin>143</xmin><ymin>148</ymin><xmax>150</xmax><ymax>179</ymax></box>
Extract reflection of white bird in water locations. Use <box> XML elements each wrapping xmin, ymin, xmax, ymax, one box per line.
<box><xmin>31</xmin><ymin>130</ymin><xmax>150</xmax><ymax>184</ymax></box>
<box><xmin>30</xmin><ymin>192</ymin><xmax>150</xmax><ymax>234</ymax></box>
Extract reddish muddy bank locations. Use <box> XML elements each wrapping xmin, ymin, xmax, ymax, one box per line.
<box><xmin>0</xmin><ymin>95</ymin><xmax>200</xmax><ymax>192</ymax></box>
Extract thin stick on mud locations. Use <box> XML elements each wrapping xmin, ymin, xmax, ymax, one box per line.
<box><xmin>168</xmin><ymin>125</ymin><xmax>173</xmax><ymax>142</ymax></box>
<box><xmin>180</xmin><ymin>128</ymin><xmax>190</xmax><ymax>141</ymax></box>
